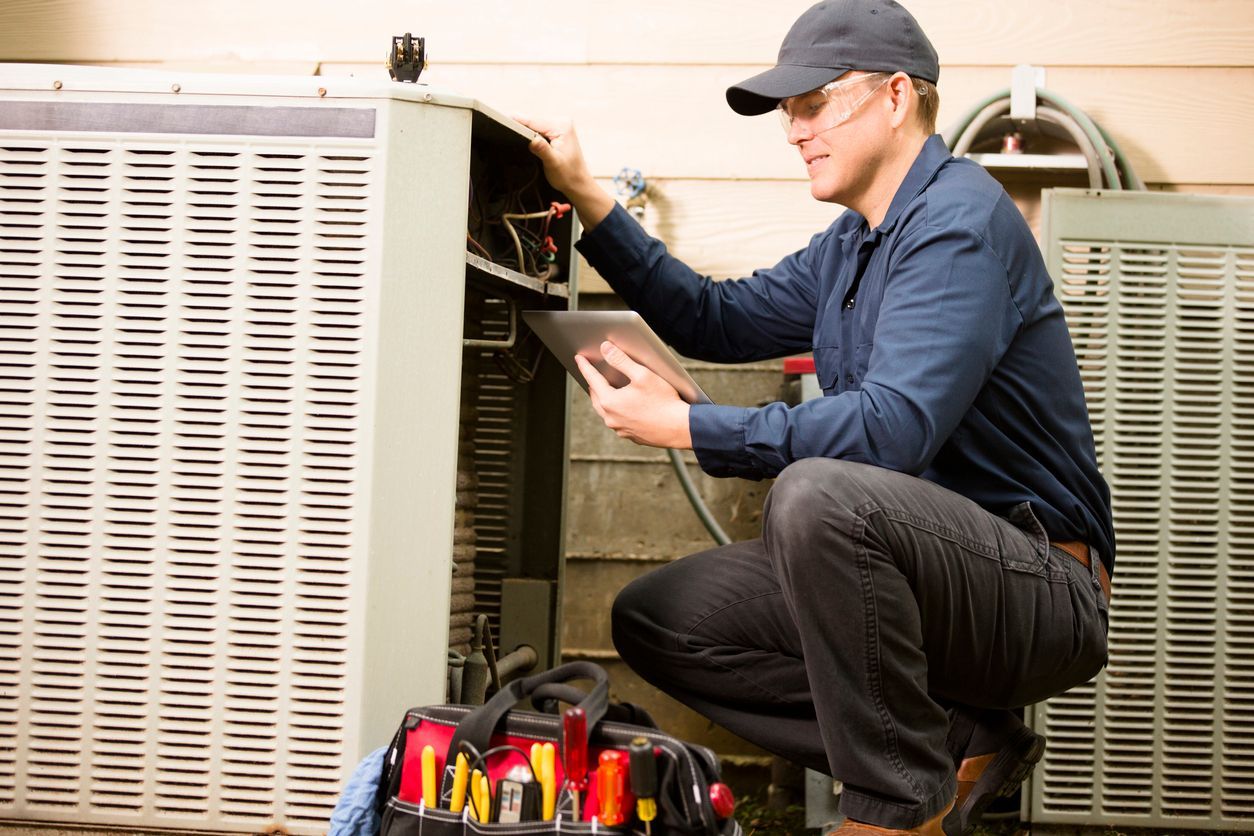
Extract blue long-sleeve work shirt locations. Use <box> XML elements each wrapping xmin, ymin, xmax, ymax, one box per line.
<box><xmin>575</xmin><ymin>135</ymin><xmax>1115</xmax><ymax>572</ymax></box>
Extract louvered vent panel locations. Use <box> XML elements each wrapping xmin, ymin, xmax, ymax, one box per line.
<box><xmin>1226</xmin><ymin>248</ymin><xmax>1254</xmax><ymax>819</ymax></box>
<box><xmin>0</xmin><ymin>142</ymin><xmax>44</xmax><ymax>806</ymax></box>
<box><xmin>1039</xmin><ymin>243</ymin><xmax>1110</xmax><ymax>814</ymax></box>
<box><xmin>0</xmin><ymin>136</ymin><xmax>376</xmax><ymax>833</ymax></box>
<box><xmin>1164</xmin><ymin>249</ymin><xmax>1224</xmax><ymax>818</ymax></box>
<box><xmin>1107</xmin><ymin>246</ymin><xmax>1169</xmax><ymax>819</ymax></box>
<box><xmin>471</xmin><ymin>296</ymin><xmax>524</xmax><ymax>635</ymax></box>
<box><xmin>1036</xmin><ymin>189</ymin><xmax>1254</xmax><ymax>830</ymax></box>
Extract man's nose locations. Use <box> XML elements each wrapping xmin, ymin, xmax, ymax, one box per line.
<box><xmin>787</xmin><ymin>118</ymin><xmax>814</xmax><ymax>146</ymax></box>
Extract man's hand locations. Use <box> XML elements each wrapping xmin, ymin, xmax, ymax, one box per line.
<box><xmin>514</xmin><ymin>116</ymin><xmax>615</xmax><ymax>231</ymax></box>
<box><xmin>575</xmin><ymin>341</ymin><xmax>693</xmax><ymax>450</ymax></box>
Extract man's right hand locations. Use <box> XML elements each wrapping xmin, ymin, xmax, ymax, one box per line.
<box><xmin>514</xmin><ymin>116</ymin><xmax>616</xmax><ymax>232</ymax></box>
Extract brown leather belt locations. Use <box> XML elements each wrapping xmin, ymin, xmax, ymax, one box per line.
<box><xmin>1051</xmin><ymin>540</ymin><xmax>1111</xmax><ymax>604</ymax></box>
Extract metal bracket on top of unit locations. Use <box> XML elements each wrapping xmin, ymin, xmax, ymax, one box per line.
<box><xmin>388</xmin><ymin>33</ymin><xmax>427</xmax><ymax>83</ymax></box>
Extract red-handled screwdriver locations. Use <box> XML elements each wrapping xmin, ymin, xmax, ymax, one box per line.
<box><xmin>563</xmin><ymin>707</ymin><xmax>589</xmax><ymax>819</ymax></box>
<box><xmin>709</xmin><ymin>782</ymin><xmax>736</xmax><ymax>820</ymax></box>
<box><xmin>628</xmin><ymin>737</ymin><xmax>658</xmax><ymax>835</ymax></box>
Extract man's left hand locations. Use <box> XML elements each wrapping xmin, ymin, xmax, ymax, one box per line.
<box><xmin>574</xmin><ymin>341</ymin><xmax>693</xmax><ymax>450</ymax></box>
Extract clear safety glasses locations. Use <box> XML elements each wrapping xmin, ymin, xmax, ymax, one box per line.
<box><xmin>777</xmin><ymin>73</ymin><xmax>892</xmax><ymax>137</ymax></box>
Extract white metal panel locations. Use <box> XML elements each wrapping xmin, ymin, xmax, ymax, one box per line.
<box><xmin>1225</xmin><ymin>247</ymin><xmax>1254</xmax><ymax>819</ymax></box>
<box><xmin>0</xmin><ymin>63</ymin><xmax>526</xmax><ymax>834</ymax></box>
<box><xmin>1034</xmin><ymin>189</ymin><xmax>1254</xmax><ymax>830</ymax></box>
<box><xmin>0</xmin><ymin>125</ymin><xmax>381</xmax><ymax>830</ymax></box>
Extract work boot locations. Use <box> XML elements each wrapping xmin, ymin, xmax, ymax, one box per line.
<box><xmin>825</xmin><ymin>799</ymin><xmax>954</xmax><ymax>835</ymax></box>
<box><xmin>941</xmin><ymin>707</ymin><xmax>1046</xmax><ymax>835</ymax></box>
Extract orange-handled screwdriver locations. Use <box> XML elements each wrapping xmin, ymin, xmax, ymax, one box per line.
<box><xmin>597</xmin><ymin>749</ymin><xmax>627</xmax><ymax>826</ymax></box>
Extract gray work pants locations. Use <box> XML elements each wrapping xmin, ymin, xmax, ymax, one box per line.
<box><xmin>611</xmin><ymin>458</ymin><xmax>1109</xmax><ymax>829</ymax></box>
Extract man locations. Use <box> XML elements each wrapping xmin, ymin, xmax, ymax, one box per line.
<box><xmin>520</xmin><ymin>1</ymin><xmax>1113</xmax><ymax>833</ymax></box>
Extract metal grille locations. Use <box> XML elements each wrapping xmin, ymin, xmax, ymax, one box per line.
<box><xmin>1034</xmin><ymin>189</ymin><xmax>1254</xmax><ymax>830</ymax></box>
<box><xmin>470</xmin><ymin>296</ymin><xmax>525</xmax><ymax>636</ymax></box>
<box><xmin>0</xmin><ymin>135</ymin><xmax>376</xmax><ymax>832</ymax></box>
<box><xmin>1225</xmin><ymin>246</ymin><xmax>1254</xmax><ymax>819</ymax></box>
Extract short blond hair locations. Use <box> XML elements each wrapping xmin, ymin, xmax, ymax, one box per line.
<box><xmin>913</xmin><ymin>78</ymin><xmax>939</xmax><ymax>134</ymax></box>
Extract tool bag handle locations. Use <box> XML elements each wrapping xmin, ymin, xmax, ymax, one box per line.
<box><xmin>531</xmin><ymin>683</ymin><xmax>661</xmax><ymax>730</ymax></box>
<box><xmin>443</xmin><ymin>661</ymin><xmax>609</xmax><ymax>784</ymax></box>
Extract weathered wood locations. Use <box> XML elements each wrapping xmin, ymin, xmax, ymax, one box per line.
<box><xmin>565</xmin><ymin>458</ymin><xmax>770</xmax><ymax>558</ymax></box>
<box><xmin>555</xmin><ymin>653</ymin><xmax>768</xmax><ymax>757</ymax></box>
<box><xmin>570</xmin><ymin>368</ymin><xmax>788</xmax><ymax>457</ymax></box>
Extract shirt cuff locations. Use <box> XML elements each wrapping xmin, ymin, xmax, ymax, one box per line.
<box><xmin>689</xmin><ymin>403</ymin><xmax>762</xmax><ymax>480</ymax></box>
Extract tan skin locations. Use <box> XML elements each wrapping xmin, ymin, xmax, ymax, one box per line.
<box><xmin>516</xmin><ymin>72</ymin><xmax>929</xmax><ymax>451</ymax></box>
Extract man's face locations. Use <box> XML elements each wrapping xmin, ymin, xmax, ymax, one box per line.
<box><xmin>780</xmin><ymin>71</ymin><xmax>892</xmax><ymax>204</ymax></box>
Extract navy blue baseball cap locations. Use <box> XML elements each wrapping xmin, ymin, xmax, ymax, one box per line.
<box><xmin>726</xmin><ymin>0</ymin><xmax>940</xmax><ymax>116</ymax></box>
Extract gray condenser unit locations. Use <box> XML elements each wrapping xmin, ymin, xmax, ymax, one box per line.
<box><xmin>1031</xmin><ymin>187</ymin><xmax>1254</xmax><ymax>830</ymax></box>
<box><xmin>0</xmin><ymin>64</ymin><xmax>574</xmax><ymax>833</ymax></box>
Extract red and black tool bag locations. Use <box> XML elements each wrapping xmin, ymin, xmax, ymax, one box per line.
<box><xmin>376</xmin><ymin>662</ymin><xmax>742</xmax><ymax>836</ymax></box>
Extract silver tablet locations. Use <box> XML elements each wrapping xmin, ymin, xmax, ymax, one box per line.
<box><xmin>522</xmin><ymin>310</ymin><xmax>713</xmax><ymax>405</ymax></box>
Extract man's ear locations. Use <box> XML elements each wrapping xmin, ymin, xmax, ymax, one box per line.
<box><xmin>886</xmin><ymin>72</ymin><xmax>914</xmax><ymax>130</ymax></box>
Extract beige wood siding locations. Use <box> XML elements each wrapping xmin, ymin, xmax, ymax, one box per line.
<box><xmin>3</xmin><ymin>0</ymin><xmax>1249</xmax><ymax>292</ymax></box>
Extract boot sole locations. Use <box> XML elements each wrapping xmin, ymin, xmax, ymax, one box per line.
<box><xmin>944</xmin><ymin>727</ymin><xmax>1046</xmax><ymax>836</ymax></box>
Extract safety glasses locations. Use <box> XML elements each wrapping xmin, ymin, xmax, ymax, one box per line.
<box><xmin>777</xmin><ymin>73</ymin><xmax>891</xmax><ymax>137</ymax></box>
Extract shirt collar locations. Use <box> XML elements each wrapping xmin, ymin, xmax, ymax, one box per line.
<box><xmin>836</xmin><ymin>134</ymin><xmax>952</xmax><ymax>248</ymax></box>
<box><xmin>873</xmin><ymin>134</ymin><xmax>952</xmax><ymax>236</ymax></box>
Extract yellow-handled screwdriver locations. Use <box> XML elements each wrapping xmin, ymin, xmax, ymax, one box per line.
<box><xmin>449</xmin><ymin>752</ymin><xmax>469</xmax><ymax>813</ymax></box>
<box><xmin>629</xmin><ymin>737</ymin><xmax>658</xmax><ymax>835</ymax></box>
<box><xmin>421</xmin><ymin>745</ymin><xmax>437</xmax><ymax>808</ymax></box>
<box><xmin>540</xmin><ymin>741</ymin><xmax>557</xmax><ymax>820</ymax></box>
<box><xmin>471</xmin><ymin>768</ymin><xmax>485</xmax><ymax>820</ymax></box>
<box><xmin>530</xmin><ymin>742</ymin><xmax>543</xmax><ymax>783</ymax></box>
<box><xmin>477</xmin><ymin>773</ymin><xmax>492</xmax><ymax>823</ymax></box>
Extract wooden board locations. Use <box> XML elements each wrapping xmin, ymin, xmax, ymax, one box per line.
<box><xmin>568</xmin><ymin>179</ymin><xmax>1254</xmax><ymax>294</ymax></box>
<box><xmin>314</xmin><ymin>63</ymin><xmax>1254</xmax><ymax>185</ymax></box>
<box><xmin>70</xmin><ymin>61</ymin><xmax>1254</xmax><ymax>186</ymax></box>
<box><xmin>574</xmin><ymin>178</ymin><xmax>842</xmax><ymax>293</ymax></box>
<box><xmin>2</xmin><ymin>0</ymin><xmax>1251</xmax><ymax>67</ymax></box>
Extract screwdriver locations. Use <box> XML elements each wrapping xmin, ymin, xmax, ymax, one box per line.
<box><xmin>563</xmin><ymin>707</ymin><xmax>589</xmax><ymax>819</ymax></box>
<box><xmin>530</xmin><ymin>742</ymin><xmax>543</xmax><ymax>783</ymax></box>
<box><xmin>477</xmin><ymin>772</ymin><xmax>492</xmax><ymax>823</ymax></box>
<box><xmin>541</xmin><ymin>741</ymin><xmax>557</xmax><ymax>820</ymax></box>
<box><xmin>449</xmin><ymin>752</ymin><xmax>469</xmax><ymax>814</ymax></box>
<box><xmin>421</xmin><ymin>745</ymin><xmax>436</xmax><ymax>808</ymax></box>
<box><xmin>597</xmin><ymin>749</ymin><xmax>627</xmax><ymax>826</ymax></box>
<box><xmin>709</xmin><ymin>782</ymin><xmax>736</xmax><ymax>821</ymax></box>
<box><xmin>471</xmin><ymin>768</ymin><xmax>485</xmax><ymax>820</ymax></box>
<box><xmin>629</xmin><ymin>737</ymin><xmax>658</xmax><ymax>835</ymax></box>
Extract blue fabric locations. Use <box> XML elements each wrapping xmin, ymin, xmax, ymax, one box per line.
<box><xmin>575</xmin><ymin>134</ymin><xmax>1115</xmax><ymax>571</ymax></box>
<box><xmin>329</xmin><ymin>746</ymin><xmax>387</xmax><ymax>836</ymax></box>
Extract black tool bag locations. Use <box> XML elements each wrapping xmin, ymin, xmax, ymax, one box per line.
<box><xmin>377</xmin><ymin>662</ymin><xmax>743</xmax><ymax>836</ymax></box>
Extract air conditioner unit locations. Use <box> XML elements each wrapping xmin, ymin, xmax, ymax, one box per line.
<box><xmin>1031</xmin><ymin>188</ymin><xmax>1254</xmax><ymax>831</ymax></box>
<box><xmin>0</xmin><ymin>63</ymin><xmax>574</xmax><ymax>833</ymax></box>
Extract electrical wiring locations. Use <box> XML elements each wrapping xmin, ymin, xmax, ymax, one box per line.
<box><xmin>467</xmin><ymin>233</ymin><xmax>493</xmax><ymax>260</ymax></box>
<box><xmin>493</xmin><ymin>332</ymin><xmax>546</xmax><ymax>384</ymax></box>
<box><xmin>502</xmin><ymin>205</ymin><xmax>569</xmax><ymax>279</ymax></box>
<box><xmin>467</xmin><ymin>152</ymin><xmax>569</xmax><ymax>279</ymax></box>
